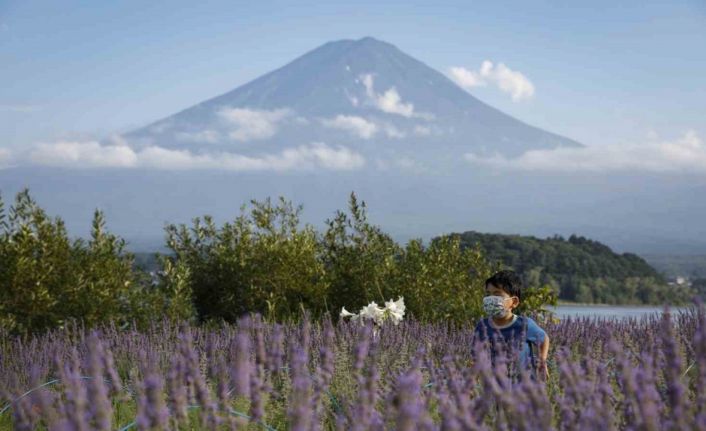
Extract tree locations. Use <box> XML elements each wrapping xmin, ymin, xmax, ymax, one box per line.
<box><xmin>0</xmin><ymin>189</ymin><xmax>150</xmax><ymax>333</ymax></box>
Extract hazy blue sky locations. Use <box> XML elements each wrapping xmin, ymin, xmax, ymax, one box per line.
<box><xmin>1</xmin><ymin>0</ymin><xmax>705</xmax><ymax>150</ymax></box>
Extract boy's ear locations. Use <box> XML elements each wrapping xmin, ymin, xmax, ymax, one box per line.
<box><xmin>511</xmin><ymin>296</ymin><xmax>520</xmax><ymax>308</ymax></box>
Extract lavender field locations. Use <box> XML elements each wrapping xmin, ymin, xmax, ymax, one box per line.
<box><xmin>1</xmin><ymin>307</ymin><xmax>705</xmax><ymax>431</ymax></box>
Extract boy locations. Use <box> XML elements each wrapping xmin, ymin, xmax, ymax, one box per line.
<box><xmin>472</xmin><ymin>270</ymin><xmax>550</xmax><ymax>381</ymax></box>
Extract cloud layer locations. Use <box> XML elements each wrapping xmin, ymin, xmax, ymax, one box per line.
<box><xmin>3</xmin><ymin>140</ymin><xmax>365</xmax><ymax>172</ymax></box>
<box><xmin>464</xmin><ymin>131</ymin><xmax>706</xmax><ymax>174</ymax></box>
<box><xmin>449</xmin><ymin>61</ymin><xmax>535</xmax><ymax>102</ymax></box>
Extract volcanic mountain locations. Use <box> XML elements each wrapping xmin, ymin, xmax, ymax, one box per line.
<box><xmin>125</xmin><ymin>36</ymin><xmax>581</xmax><ymax>168</ymax></box>
<box><xmin>2</xmin><ymin>38</ymin><xmax>702</xmax><ymax>255</ymax></box>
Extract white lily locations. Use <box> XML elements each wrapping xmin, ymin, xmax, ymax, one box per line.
<box><xmin>359</xmin><ymin>302</ymin><xmax>385</xmax><ymax>325</ymax></box>
<box><xmin>384</xmin><ymin>297</ymin><xmax>405</xmax><ymax>325</ymax></box>
<box><xmin>340</xmin><ymin>306</ymin><xmax>357</xmax><ymax>318</ymax></box>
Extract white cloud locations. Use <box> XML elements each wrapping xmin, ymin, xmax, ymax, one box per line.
<box><xmin>28</xmin><ymin>141</ymin><xmax>138</xmax><ymax>168</ymax></box>
<box><xmin>217</xmin><ymin>107</ymin><xmax>292</xmax><ymax>141</ymax></box>
<box><xmin>359</xmin><ymin>74</ymin><xmax>434</xmax><ymax>120</ymax></box>
<box><xmin>464</xmin><ymin>131</ymin><xmax>706</xmax><ymax>174</ymax></box>
<box><xmin>376</xmin><ymin>87</ymin><xmax>415</xmax><ymax>117</ymax></box>
<box><xmin>362</xmin><ymin>74</ymin><xmax>375</xmax><ymax>99</ymax></box>
<box><xmin>139</xmin><ymin>142</ymin><xmax>365</xmax><ymax>171</ymax></box>
<box><xmin>321</xmin><ymin>115</ymin><xmax>378</xmax><ymax>139</ymax></box>
<box><xmin>295</xmin><ymin>142</ymin><xmax>366</xmax><ymax>171</ymax></box>
<box><xmin>175</xmin><ymin>130</ymin><xmax>221</xmax><ymax>144</ymax></box>
<box><xmin>449</xmin><ymin>61</ymin><xmax>535</xmax><ymax>102</ymax></box>
<box><xmin>321</xmin><ymin>115</ymin><xmax>406</xmax><ymax>139</ymax></box>
<box><xmin>20</xmin><ymin>140</ymin><xmax>364</xmax><ymax>172</ymax></box>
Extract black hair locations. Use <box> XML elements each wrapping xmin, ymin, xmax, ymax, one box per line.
<box><xmin>485</xmin><ymin>270</ymin><xmax>523</xmax><ymax>301</ymax></box>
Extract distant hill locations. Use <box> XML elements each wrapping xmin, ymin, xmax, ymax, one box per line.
<box><xmin>446</xmin><ymin>231</ymin><xmax>691</xmax><ymax>305</ymax></box>
<box><xmin>641</xmin><ymin>254</ymin><xmax>706</xmax><ymax>279</ymax></box>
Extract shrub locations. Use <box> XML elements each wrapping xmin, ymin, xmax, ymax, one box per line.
<box><xmin>0</xmin><ymin>189</ymin><xmax>143</xmax><ymax>333</ymax></box>
<box><xmin>322</xmin><ymin>192</ymin><xmax>401</xmax><ymax>317</ymax></box>
<box><xmin>162</xmin><ymin>197</ymin><xmax>328</xmax><ymax>323</ymax></box>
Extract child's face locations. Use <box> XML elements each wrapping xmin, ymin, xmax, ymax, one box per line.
<box><xmin>485</xmin><ymin>283</ymin><xmax>519</xmax><ymax>311</ymax></box>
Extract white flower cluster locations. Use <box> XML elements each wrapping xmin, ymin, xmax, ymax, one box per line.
<box><xmin>340</xmin><ymin>297</ymin><xmax>405</xmax><ymax>325</ymax></box>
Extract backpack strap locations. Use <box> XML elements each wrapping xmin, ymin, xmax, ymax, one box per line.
<box><xmin>521</xmin><ymin>316</ymin><xmax>538</xmax><ymax>370</ymax></box>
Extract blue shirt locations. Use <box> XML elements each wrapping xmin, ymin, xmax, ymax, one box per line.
<box><xmin>472</xmin><ymin>315</ymin><xmax>546</xmax><ymax>377</ymax></box>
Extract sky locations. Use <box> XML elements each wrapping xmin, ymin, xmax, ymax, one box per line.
<box><xmin>1</xmin><ymin>0</ymin><xmax>705</xmax><ymax>153</ymax></box>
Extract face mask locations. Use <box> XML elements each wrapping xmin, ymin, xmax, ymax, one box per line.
<box><xmin>483</xmin><ymin>295</ymin><xmax>512</xmax><ymax>318</ymax></box>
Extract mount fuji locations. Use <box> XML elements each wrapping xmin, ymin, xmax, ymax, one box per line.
<box><xmin>124</xmin><ymin>36</ymin><xmax>580</xmax><ymax>170</ymax></box>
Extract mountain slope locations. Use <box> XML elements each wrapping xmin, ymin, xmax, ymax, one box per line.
<box><xmin>125</xmin><ymin>37</ymin><xmax>581</xmax><ymax>162</ymax></box>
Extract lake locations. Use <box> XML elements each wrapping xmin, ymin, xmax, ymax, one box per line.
<box><xmin>550</xmin><ymin>304</ymin><xmax>691</xmax><ymax>319</ymax></box>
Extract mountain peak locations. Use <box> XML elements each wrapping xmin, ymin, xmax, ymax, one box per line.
<box><xmin>352</xmin><ymin>36</ymin><xmax>390</xmax><ymax>46</ymax></box>
<box><xmin>327</xmin><ymin>36</ymin><xmax>391</xmax><ymax>47</ymax></box>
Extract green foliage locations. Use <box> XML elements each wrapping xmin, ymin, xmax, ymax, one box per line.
<box><xmin>0</xmin><ymin>189</ymin><xmax>145</xmax><ymax>333</ymax></box>
<box><xmin>516</xmin><ymin>284</ymin><xmax>559</xmax><ymax>323</ymax></box>
<box><xmin>322</xmin><ymin>192</ymin><xmax>401</xmax><ymax>316</ymax></box>
<box><xmin>162</xmin><ymin>197</ymin><xmax>328</xmax><ymax>323</ymax></box>
<box><xmin>1</xmin><ymin>188</ymin><xmax>559</xmax><ymax>333</ymax></box>
<box><xmin>150</xmin><ymin>255</ymin><xmax>196</xmax><ymax>323</ymax></box>
<box><xmin>454</xmin><ymin>231</ymin><xmax>692</xmax><ymax>305</ymax></box>
<box><xmin>393</xmin><ymin>236</ymin><xmax>492</xmax><ymax>323</ymax></box>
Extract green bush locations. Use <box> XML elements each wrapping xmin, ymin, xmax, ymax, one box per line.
<box><xmin>322</xmin><ymin>192</ymin><xmax>401</xmax><ymax>317</ymax></box>
<box><xmin>393</xmin><ymin>236</ymin><xmax>491</xmax><ymax>323</ymax></box>
<box><xmin>162</xmin><ymin>197</ymin><xmax>328</xmax><ymax>323</ymax></box>
<box><xmin>0</xmin><ymin>189</ymin><xmax>139</xmax><ymax>333</ymax></box>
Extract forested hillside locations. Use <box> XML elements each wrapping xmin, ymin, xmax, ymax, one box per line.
<box><xmin>448</xmin><ymin>231</ymin><xmax>692</xmax><ymax>305</ymax></box>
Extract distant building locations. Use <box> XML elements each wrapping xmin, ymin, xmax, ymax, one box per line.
<box><xmin>667</xmin><ymin>276</ymin><xmax>692</xmax><ymax>287</ymax></box>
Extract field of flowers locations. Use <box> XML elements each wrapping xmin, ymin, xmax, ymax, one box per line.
<box><xmin>1</xmin><ymin>306</ymin><xmax>705</xmax><ymax>430</ymax></box>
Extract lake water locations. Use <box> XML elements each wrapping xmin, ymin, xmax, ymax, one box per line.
<box><xmin>550</xmin><ymin>304</ymin><xmax>691</xmax><ymax>319</ymax></box>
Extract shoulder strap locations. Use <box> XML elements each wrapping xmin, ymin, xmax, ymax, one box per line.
<box><xmin>522</xmin><ymin>316</ymin><xmax>538</xmax><ymax>366</ymax></box>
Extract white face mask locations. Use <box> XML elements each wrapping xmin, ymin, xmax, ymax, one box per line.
<box><xmin>482</xmin><ymin>295</ymin><xmax>513</xmax><ymax>318</ymax></box>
